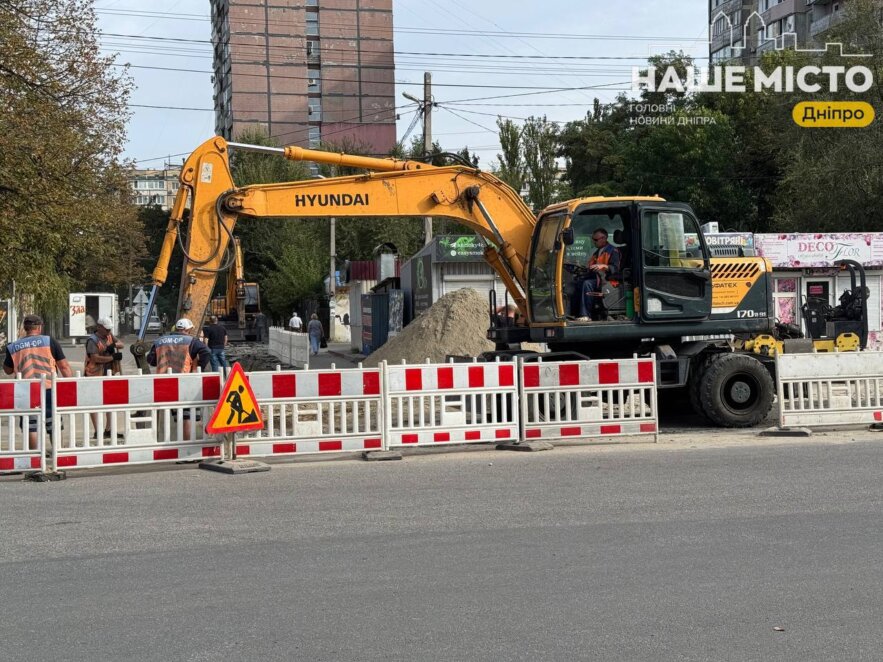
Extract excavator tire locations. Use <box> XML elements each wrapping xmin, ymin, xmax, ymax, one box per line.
<box><xmin>692</xmin><ymin>353</ymin><xmax>774</xmax><ymax>428</ymax></box>
<box><xmin>687</xmin><ymin>353</ymin><xmax>716</xmax><ymax>424</ymax></box>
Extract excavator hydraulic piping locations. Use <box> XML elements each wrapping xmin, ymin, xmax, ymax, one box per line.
<box><xmin>227</xmin><ymin>142</ymin><xmax>285</xmax><ymax>156</ymax></box>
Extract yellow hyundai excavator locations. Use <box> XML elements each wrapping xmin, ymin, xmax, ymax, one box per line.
<box><xmin>208</xmin><ymin>237</ymin><xmax>262</xmax><ymax>341</ymax></box>
<box><xmin>134</xmin><ymin>136</ymin><xmax>821</xmax><ymax>427</ymax></box>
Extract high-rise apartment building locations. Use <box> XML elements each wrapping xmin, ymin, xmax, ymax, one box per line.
<box><xmin>128</xmin><ymin>167</ymin><xmax>182</xmax><ymax>211</ymax></box>
<box><xmin>210</xmin><ymin>0</ymin><xmax>396</xmax><ymax>155</ymax></box>
<box><xmin>709</xmin><ymin>0</ymin><xmax>852</xmax><ymax>64</ymax></box>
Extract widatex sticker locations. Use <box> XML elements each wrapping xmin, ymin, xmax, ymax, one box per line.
<box><xmin>793</xmin><ymin>101</ymin><xmax>875</xmax><ymax>128</ymax></box>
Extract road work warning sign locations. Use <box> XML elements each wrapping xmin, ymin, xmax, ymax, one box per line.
<box><xmin>206</xmin><ymin>362</ymin><xmax>264</xmax><ymax>434</ymax></box>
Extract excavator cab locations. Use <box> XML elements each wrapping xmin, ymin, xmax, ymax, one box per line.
<box><xmin>527</xmin><ymin>200</ymin><xmax>712</xmax><ymax>335</ymax></box>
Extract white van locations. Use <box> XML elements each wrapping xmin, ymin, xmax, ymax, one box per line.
<box><xmin>69</xmin><ymin>293</ymin><xmax>119</xmax><ymax>337</ymax></box>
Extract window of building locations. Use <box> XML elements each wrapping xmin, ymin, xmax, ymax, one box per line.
<box><xmin>306</xmin><ymin>0</ymin><xmax>318</xmax><ymax>5</ymax></box>
<box><xmin>712</xmin><ymin>16</ymin><xmax>727</xmax><ymax>37</ymax></box>
<box><xmin>309</xmin><ymin>100</ymin><xmax>322</xmax><ymax>120</ymax></box>
<box><xmin>308</xmin><ymin>68</ymin><xmax>321</xmax><ymax>92</ymax></box>
<box><xmin>306</xmin><ymin>13</ymin><xmax>319</xmax><ymax>36</ymax></box>
<box><xmin>308</xmin><ymin>127</ymin><xmax>321</xmax><ymax>148</ymax></box>
<box><xmin>307</xmin><ymin>40</ymin><xmax>319</xmax><ymax>58</ymax></box>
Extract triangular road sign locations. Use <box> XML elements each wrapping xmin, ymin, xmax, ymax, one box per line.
<box><xmin>206</xmin><ymin>362</ymin><xmax>265</xmax><ymax>435</ymax></box>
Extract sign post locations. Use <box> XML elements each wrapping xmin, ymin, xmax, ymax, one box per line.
<box><xmin>199</xmin><ymin>362</ymin><xmax>270</xmax><ymax>475</ymax></box>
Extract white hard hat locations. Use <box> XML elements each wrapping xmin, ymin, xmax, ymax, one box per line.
<box><xmin>96</xmin><ymin>316</ymin><xmax>113</xmax><ymax>329</ymax></box>
<box><xmin>175</xmin><ymin>318</ymin><xmax>194</xmax><ymax>330</ymax></box>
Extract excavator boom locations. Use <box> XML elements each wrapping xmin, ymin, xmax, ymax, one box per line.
<box><xmin>148</xmin><ymin>136</ymin><xmax>538</xmax><ymax>333</ymax></box>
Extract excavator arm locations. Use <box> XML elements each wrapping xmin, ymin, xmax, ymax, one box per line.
<box><xmin>143</xmin><ymin>136</ymin><xmax>538</xmax><ymax>340</ymax></box>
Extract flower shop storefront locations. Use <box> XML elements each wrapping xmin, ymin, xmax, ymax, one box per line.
<box><xmin>754</xmin><ymin>233</ymin><xmax>883</xmax><ymax>350</ymax></box>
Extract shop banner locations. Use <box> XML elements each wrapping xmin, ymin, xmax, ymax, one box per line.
<box><xmin>755</xmin><ymin>233</ymin><xmax>883</xmax><ymax>268</ymax></box>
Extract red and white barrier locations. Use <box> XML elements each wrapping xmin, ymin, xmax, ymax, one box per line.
<box><xmin>234</xmin><ymin>367</ymin><xmax>385</xmax><ymax>458</ymax></box>
<box><xmin>50</xmin><ymin>372</ymin><xmax>223</xmax><ymax>470</ymax></box>
<box><xmin>0</xmin><ymin>379</ymin><xmax>45</xmax><ymax>473</ymax></box>
<box><xmin>384</xmin><ymin>360</ymin><xmax>519</xmax><ymax>448</ymax></box>
<box><xmin>519</xmin><ymin>358</ymin><xmax>658</xmax><ymax>443</ymax></box>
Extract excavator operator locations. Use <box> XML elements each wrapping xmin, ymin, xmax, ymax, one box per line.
<box><xmin>575</xmin><ymin>228</ymin><xmax>622</xmax><ymax>321</ymax></box>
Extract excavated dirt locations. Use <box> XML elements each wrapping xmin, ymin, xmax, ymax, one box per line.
<box><xmin>364</xmin><ymin>288</ymin><xmax>498</xmax><ymax>367</ymax></box>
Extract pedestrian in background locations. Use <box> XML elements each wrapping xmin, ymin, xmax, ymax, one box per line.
<box><xmin>288</xmin><ymin>310</ymin><xmax>303</xmax><ymax>333</ymax></box>
<box><xmin>307</xmin><ymin>313</ymin><xmax>324</xmax><ymax>356</ymax></box>
<box><xmin>202</xmin><ymin>315</ymin><xmax>229</xmax><ymax>371</ymax></box>
<box><xmin>84</xmin><ymin>316</ymin><xmax>124</xmax><ymax>440</ymax></box>
<box><xmin>3</xmin><ymin>314</ymin><xmax>73</xmax><ymax>450</ymax></box>
<box><xmin>147</xmin><ymin>318</ymin><xmax>211</xmax><ymax>440</ymax></box>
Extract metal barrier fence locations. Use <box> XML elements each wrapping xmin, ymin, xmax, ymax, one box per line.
<box><xmin>519</xmin><ymin>357</ymin><xmax>658</xmax><ymax>443</ymax></box>
<box><xmin>0</xmin><ymin>378</ymin><xmax>45</xmax><ymax>473</ymax></box>
<box><xmin>777</xmin><ymin>352</ymin><xmax>883</xmax><ymax>428</ymax></box>
<box><xmin>268</xmin><ymin>327</ymin><xmax>310</xmax><ymax>369</ymax></box>
<box><xmin>235</xmin><ymin>366</ymin><xmax>384</xmax><ymax>458</ymax></box>
<box><xmin>384</xmin><ymin>360</ymin><xmax>520</xmax><ymax>447</ymax></box>
<box><xmin>0</xmin><ymin>355</ymin><xmax>663</xmax><ymax>475</ymax></box>
<box><xmin>50</xmin><ymin>372</ymin><xmax>223</xmax><ymax>470</ymax></box>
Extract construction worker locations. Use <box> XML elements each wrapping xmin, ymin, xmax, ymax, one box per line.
<box><xmin>147</xmin><ymin>318</ymin><xmax>211</xmax><ymax>440</ymax></box>
<box><xmin>85</xmin><ymin>316</ymin><xmax>124</xmax><ymax>440</ymax></box>
<box><xmin>201</xmin><ymin>315</ymin><xmax>229</xmax><ymax>372</ymax></box>
<box><xmin>577</xmin><ymin>228</ymin><xmax>622</xmax><ymax>321</ymax></box>
<box><xmin>3</xmin><ymin>314</ymin><xmax>73</xmax><ymax>450</ymax></box>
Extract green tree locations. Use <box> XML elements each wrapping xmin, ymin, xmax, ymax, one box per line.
<box><xmin>767</xmin><ymin>0</ymin><xmax>883</xmax><ymax>232</ymax></box>
<box><xmin>0</xmin><ymin>0</ymin><xmax>140</xmax><ymax>310</ymax></box>
<box><xmin>494</xmin><ymin>117</ymin><xmax>525</xmax><ymax>192</ymax></box>
<box><xmin>521</xmin><ymin>116</ymin><xmax>560</xmax><ymax>210</ymax></box>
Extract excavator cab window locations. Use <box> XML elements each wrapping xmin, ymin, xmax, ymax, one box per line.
<box><xmin>562</xmin><ymin>210</ymin><xmax>629</xmax><ymax>318</ymax></box>
<box><xmin>638</xmin><ymin>207</ymin><xmax>712</xmax><ymax>321</ymax></box>
<box><xmin>528</xmin><ymin>212</ymin><xmax>568</xmax><ymax>323</ymax></box>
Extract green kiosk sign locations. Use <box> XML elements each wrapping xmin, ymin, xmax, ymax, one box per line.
<box><xmin>435</xmin><ymin>236</ymin><xmax>486</xmax><ymax>262</ymax></box>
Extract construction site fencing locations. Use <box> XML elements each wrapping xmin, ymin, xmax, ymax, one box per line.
<box><xmin>50</xmin><ymin>371</ymin><xmax>223</xmax><ymax>470</ymax></box>
<box><xmin>519</xmin><ymin>357</ymin><xmax>658</xmax><ymax>443</ymax></box>
<box><xmin>383</xmin><ymin>359</ymin><xmax>520</xmax><ymax>448</ymax></box>
<box><xmin>2</xmin><ymin>355</ymin><xmax>664</xmax><ymax>475</ymax></box>
<box><xmin>777</xmin><ymin>351</ymin><xmax>883</xmax><ymax>428</ymax></box>
<box><xmin>0</xmin><ymin>378</ymin><xmax>45</xmax><ymax>473</ymax></box>
<box><xmin>268</xmin><ymin>327</ymin><xmax>310</xmax><ymax>369</ymax></box>
<box><xmin>235</xmin><ymin>366</ymin><xmax>384</xmax><ymax>458</ymax></box>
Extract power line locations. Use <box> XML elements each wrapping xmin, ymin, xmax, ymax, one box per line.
<box><xmin>93</xmin><ymin>8</ymin><xmax>706</xmax><ymax>42</ymax></box>
<box><xmin>109</xmin><ymin>61</ymin><xmax>634</xmax><ymax>92</ymax></box>
<box><xmin>98</xmin><ymin>31</ymin><xmax>659</xmax><ymax>60</ymax></box>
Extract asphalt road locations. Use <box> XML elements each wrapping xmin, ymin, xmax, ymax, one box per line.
<box><xmin>2</xmin><ymin>438</ymin><xmax>883</xmax><ymax>661</ymax></box>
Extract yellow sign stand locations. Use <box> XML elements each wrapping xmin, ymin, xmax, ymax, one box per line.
<box><xmin>200</xmin><ymin>362</ymin><xmax>270</xmax><ymax>475</ymax></box>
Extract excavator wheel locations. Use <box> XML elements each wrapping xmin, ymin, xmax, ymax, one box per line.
<box><xmin>690</xmin><ymin>353</ymin><xmax>774</xmax><ymax>428</ymax></box>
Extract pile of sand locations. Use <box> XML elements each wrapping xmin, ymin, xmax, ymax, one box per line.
<box><xmin>364</xmin><ymin>288</ymin><xmax>497</xmax><ymax>367</ymax></box>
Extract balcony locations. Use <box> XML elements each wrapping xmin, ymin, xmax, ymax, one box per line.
<box><xmin>810</xmin><ymin>11</ymin><xmax>844</xmax><ymax>37</ymax></box>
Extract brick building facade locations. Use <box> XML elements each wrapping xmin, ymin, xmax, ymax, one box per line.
<box><xmin>211</xmin><ymin>0</ymin><xmax>396</xmax><ymax>155</ymax></box>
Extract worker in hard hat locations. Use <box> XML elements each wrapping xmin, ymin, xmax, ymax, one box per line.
<box><xmin>84</xmin><ymin>316</ymin><xmax>124</xmax><ymax>441</ymax></box>
<box><xmin>147</xmin><ymin>318</ymin><xmax>211</xmax><ymax>440</ymax></box>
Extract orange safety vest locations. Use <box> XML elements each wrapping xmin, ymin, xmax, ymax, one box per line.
<box><xmin>8</xmin><ymin>334</ymin><xmax>56</xmax><ymax>384</ymax></box>
<box><xmin>589</xmin><ymin>244</ymin><xmax>621</xmax><ymax>287</ymax></box>
<box><xmin>153</xmin><ymin>334</ymin><xmax>195</xmax><ymax>374</ymax></box>
<box><xmin>84</xmin><ymin>332</ymin><xmax>116</xmax><ymax>377</ymax></box>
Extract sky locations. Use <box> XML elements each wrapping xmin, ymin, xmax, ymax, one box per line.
<box><xmin>95</xmin><ymin>0</ymin><xmax>710</xmax><ymax>169</ymax></box>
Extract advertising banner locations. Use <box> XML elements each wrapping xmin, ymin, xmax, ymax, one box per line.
<box><xmin>755</xmin><ymin>233</ymin><xmax>883</xmax><ymax>268</ymax></box>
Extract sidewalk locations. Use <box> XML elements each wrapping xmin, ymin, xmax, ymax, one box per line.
<box><xmin>313</xmin><ymin>342</ymin><xmax>366</xmax><ymax>369</ymax></box>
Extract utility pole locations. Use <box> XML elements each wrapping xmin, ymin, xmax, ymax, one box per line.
<box><xmin>329</xmin><ymin>215</ymin><xmax>336</xmax><ymax>341</ymax></box>
<box><xmin>423</xmin><ymin>71</ymin><xmax>432</xmax><ymax>246</ymax></box>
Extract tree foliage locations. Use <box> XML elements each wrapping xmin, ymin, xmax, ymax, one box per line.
<box><xmin>550</xmin><ymin>2</ymin><xmax>883</xmax><ymax>233</ymax></box>
<box><xmin>521</xmin><ymin>116</ymin><xmax>560</xmax><ymax>211</ymax></box>
<box><xmin>0</xmin><ymin>0</ymin><xmax>142</xmax><ymax>310</ymax></box>
<box><xmin>494</xmin><ymin>117</ymin><xmax>525</xmax><ymax>192</ymax></box>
